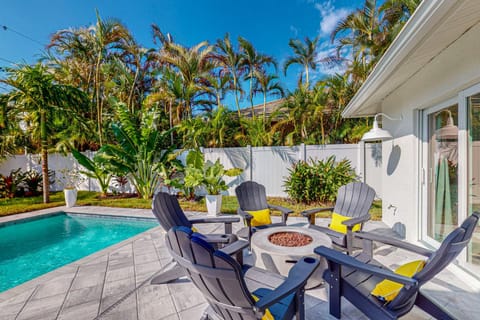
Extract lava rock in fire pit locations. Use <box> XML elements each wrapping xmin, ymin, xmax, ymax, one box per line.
<box><xmin>268</xmin><ymin>231</ymin><xmax>313</xmax><ymax>247</ymax></box>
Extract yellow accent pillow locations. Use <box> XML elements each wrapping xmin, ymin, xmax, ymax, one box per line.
<box><xmin>247</xmin><ymin>209</ymin><xmax>272</xmax><ymax>227</ymax></box>
<box><xmin>252</xmin><ymin>294</ymin><xmax>274</xmax><ymax>320</ymax></box>
<box><xmin>329</xmin><ymin>213</ymin><xmax>361</xmax><ymax>234</ymax></box>
<box><xmin>191</xmin><ymin>226</ymin><xmax>199</xmax><ymax>233</ymax></box>
<box><xmin>371</xmin><ymin>260</ymin><xmax>426</xmax><ymax>302</ymax></box>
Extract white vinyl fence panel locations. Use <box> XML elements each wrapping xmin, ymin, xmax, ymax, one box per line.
<box><xmin>0</xmin><ymin>143</ymin><xmax>383</xmax><ymax>198</ymax></box>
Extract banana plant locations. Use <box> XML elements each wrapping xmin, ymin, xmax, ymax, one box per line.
<box><xmin>98</xmin><ymin>101</ymin><xmax>176</xmax><ymax>199</ymax></box>
<box><xmin>71</xmin><ymin>149</ymin><xmax>112</xmax><ymax>197</ymax></box>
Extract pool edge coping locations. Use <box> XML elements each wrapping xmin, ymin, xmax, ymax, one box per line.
<box><xmin>0</xmin><ymin>206</ymin><xmax>162</xmax><ymax>302</ymax></box>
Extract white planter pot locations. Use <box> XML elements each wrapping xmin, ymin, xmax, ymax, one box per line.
<box><xmin>64</xmin><ymin>189</ymin><xmax>77</xmax><ymax>208</ymax></box>
<box><xmin>205</xmin><ymin>194</ymin><xmax>222</xmax><ymax>216</ymax></box>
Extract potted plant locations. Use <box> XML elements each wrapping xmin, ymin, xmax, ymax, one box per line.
<box><xmin>57</xmin><ymin>167</ymin><xmax>84</xmax><ymax>208</ymax></box>
<box><xmin>184</xmin><ymin>150</ymin><xmax>242</xmax><ymax>215</ymax></box>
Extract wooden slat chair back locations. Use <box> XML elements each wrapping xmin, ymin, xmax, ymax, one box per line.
<box><xmin>303</xmin><ymin>182</ymin><xmax>376</xmax><ymax>254</ymax></box>
<box><xmin>236</xmin><ymin>181</ymin><xmax>269</xmax><ymax>211</ymax></box>
<box><xmin>166</xmin><ymin>226</ymin><xmax>258</xmax><ymax>320</ymax></box>
<box><xmin>152</xmin><ymin>192</ymin><xmax>192</xmax><ymax>232</ymax></box>
<box><xmin>315</xmin><ymin>212</ymin><xmax>480</xmax><ymax>319</ymax></box>
<box><xmin>150</xmin><ymin>192</ymin><xmax>240</xmax><ymax>285</ymax></box>
<box><xmin>389</xmin><ymin>212</ymin><xmax>479</xmax><ymax>313</ymax></box>
<box><xmin>235</xmin><ymin>181</ymin><xmax>294</xmax><ymax>246</ymax></box>
<box><xmin>333</xmin><ymin>182</ymin><xmax>376</xmax><ymax>219</ymax></box>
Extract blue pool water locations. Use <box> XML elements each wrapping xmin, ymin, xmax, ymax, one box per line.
<box><xmin>0</xmin><ymin>213</ymin><xmax>157</xmax><ymax>292</ymax></box>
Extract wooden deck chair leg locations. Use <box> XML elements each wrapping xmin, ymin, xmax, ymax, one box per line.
<box><xmin>328</xmin><ymin>262</ymin><xmax>342</xmax><ymax>319</ymax></box>
<box><xmin>295</xmin><ymin>288</ymin><xmax>306</xmax><ymax>320</ymax></box>
<box><xmin>224</xmin><ymin>222</ymin><xmax>232</xmax><ymax>234</ymax></box>
<box><xmin>150</xmin><ymin>260</ymin><xmax>185</xmax><ymax>284</ymax></box>
<box><xmin>415</xmin><ymin>292</ymin><xmax>455</xmax><ymax>320</ymax></box>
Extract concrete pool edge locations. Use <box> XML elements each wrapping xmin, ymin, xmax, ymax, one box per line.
<box><xmin>0</xmin><ymin>206</ymin><xmax>161</xmax><ymax>302</ymax></box>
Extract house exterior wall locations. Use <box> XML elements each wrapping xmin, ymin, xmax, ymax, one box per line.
<box><xmin>379</xmin><ymin>22</ymin><xmax>480</xmax><ymax>241</ymax></box>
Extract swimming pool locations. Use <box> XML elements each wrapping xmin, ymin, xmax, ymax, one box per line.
<box><xmin>0</xmin><ymin>213</ymin><xmax>157</xmax><ymax>292</ymax></box>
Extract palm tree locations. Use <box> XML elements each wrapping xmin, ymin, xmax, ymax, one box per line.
<box><xmin>202</xmin><ymin>70</ymin><xmax>233</xmax><ymax>108</ymax></box>
<box><xmin>380</xmin><ymin>0</ymin><xmax>421</xmax><ymax>41</ymax></box>
<box><xmin>331</xmin><ymin>0</ymin><xmax>384</xmax><ymax>71</ymax></box>
<box><xmin>160</xmin><ymin>41</ymin><xmax>215</xmax><ymax>119</ymax></box>
<box><xmin>0</xmin><ymin>94</ymin><xmax>21</xmax><ymax>158</ymax></box>
<box><xmin>238</xmin><ymin>37</ymin><xmax>276</xmax><ymax>110</ymax></box>
<box><xmin>48</xmin><ymin>10</ymin><xmax>134</xmax><ymax>146</ymax></box>
<box><xmin>283</xmin><ymin>36</ymin><xmax>319</xmax><ymax>87</ymax></box>
<box><xmin>250</xmin><ymin>70</ymin><xmax>284</xmax><ymax>121</ymax></box>
<box><xmin>1</xmin><ymin>63</ymin><xmax>88</xmax><ymax>203</ymax></box>
<box><xmin>215</xmin><ymin>34</ymin><xmax>245</xmax><ymax>116</ymax></box>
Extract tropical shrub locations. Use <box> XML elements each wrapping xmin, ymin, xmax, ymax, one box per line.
<box><xmin>23</xmin><ymin>170</ymin><xmax>43</xmax><ymax>196</ymax></box>
<box><xmin>284</xmin><ymin>156</ymin><xmax>357</xmax><ymax>204</ymax></box>
<box><xmin>0</xmin><ymin>168</ymin><xmax>26</xmax><ymax>198</ymax></box>
<box><xmin>99</xmin><ymin>102</ymin><xmax>176</xmax><ymax>199</ymax></box>
<box><xmin>183</xmin><ymin>149</ymin><xmax>243</xmax><ymax>195</ymax></box>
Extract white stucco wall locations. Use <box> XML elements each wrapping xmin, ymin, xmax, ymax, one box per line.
<box><xmin>379</xmin><ymin>22</ymin><xmax>480</xmax><ymax>241</ymax></box>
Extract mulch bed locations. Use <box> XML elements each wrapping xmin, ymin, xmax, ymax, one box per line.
<box><xmin>268</xmin><ymin>231</ymin><xmax>313</xmax><ymax>247</ymax></box>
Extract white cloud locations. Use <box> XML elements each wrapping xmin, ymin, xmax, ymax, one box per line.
<box><xmin>290</xmin><ymin>25</ymin><xmax>299</xmax><ymax>37</ymax></box>
<box><xmin>315</xmin><ymin>1</ymin><xmax>350</xmax><ymax>36</ymax></box>
<box><xmin>313</xmin><ymin>42</ymin><xmax>349</xmax><ymax>77</ymax></box>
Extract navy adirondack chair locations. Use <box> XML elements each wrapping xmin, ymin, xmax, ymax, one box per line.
<box><xmin>151</xmin><ymin>192</ymin><xmax>242</xmax><ymax>284</ymax></box>
<box><xmin>302</xmin><ymin>182</ymin><xmax>376</xmax><ymax>254</ymax></box>
<box><xmin>315</xmin><ymin>212</ymin><xmax>479</xmax><ymax>319</ymax></box>
<box><xmin>166</xmin><ymin>226</ymin><xmax>320</xmax><ymax>320</ymax></box>
<box><xmin>235</xmin><ymin>181</ymin><xmax>293</xmax><ymax>245</ymax></box>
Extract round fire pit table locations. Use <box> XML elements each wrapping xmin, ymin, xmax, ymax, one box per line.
<box><xmin>251</xmin><ymin>226</ymin><xmax>331</xmax><ymax>289</ymax></box>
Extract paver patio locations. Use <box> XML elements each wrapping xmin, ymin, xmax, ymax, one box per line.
<box><xmin>0</xmin><ymin>206</ymin><xmax>479</xmax><ymax>319</ymax></box>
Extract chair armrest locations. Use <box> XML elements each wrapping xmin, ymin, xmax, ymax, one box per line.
<box><xmin>268</xmin><ymin>204</ymin><xmax>293</xmax><ymax>215</ymax></box>
<box><xmin>198</xmin><ymin>233</ymin><xmax>237</xmax><ymax>245</ymax></box>
<box><xmin>300</xmin><ymin>207</ymin><xmax>334</xmax><ymax>217</ymax></box>
<box><xmin>341</xmin><ymin>214</ymin><xmax>370</xmax><ymax>227</ymax></box>
<box><xmin>254</xmin><ymin>257</ymin><xmax>320</xmax><ymax>312</ymax></box>
<box><xmin>189</xmin><ymin>216</ymin><xmax>240</xmax><ymax>224</ymax></box>
<box><xmin>219</xmin><ymin>239</ymin><xmax>249</xmax><ymax>256</ymax></box>
<box><xmin>314</xmin><ymin>246</ymin><xmax>418</xmax><ymax>287</ymax></box>
<box><xmin>237</xmin><ymin>208</ymin><xmax>253</xmax><ymax>219</ymax></box>
<box><xmin>354</xmin><ymin>232</ymin><xmax>434</xmax><ymax>257</ymax></box>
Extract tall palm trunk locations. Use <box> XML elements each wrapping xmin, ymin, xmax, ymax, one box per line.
<box><xmin>40</xmin><ymin>110</ymin><xmax>50</xmax><ymax>203</ymax></box>
<box><xmin>305</xmin><ymin>65</ymin><xmax>309</xmax><ymax>87</ymax></box>
<box><xmin>263</xmin><ymin>92</ymin><xmax>267</xmax><ymax>122</ymax></box>
<box><xmin>233</xmin><ymin>75</ymin><xmax>241</xmax><ymax>117</ymax></box>
<box><xmin>249</xmin><ymin>70</ymin><xmax>255</xmax><ymax>116</ymax></box>
<box><xmin>128</xmin><ymin>65</ymin><xmax>140</xmax><ymax>113</ymax></box>
<box><xmin>95</xmin><ymin>53</ymin><xmax>104</xmax><ymax>145</ymax></box>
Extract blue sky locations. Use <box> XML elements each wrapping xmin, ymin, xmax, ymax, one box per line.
<box><xmin>0</xmin><ymin>0</ymin><xmax>363</xmax><ymax>106</ymax></box>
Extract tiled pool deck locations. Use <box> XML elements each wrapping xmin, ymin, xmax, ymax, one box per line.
<box><xmin>1</xmin><ymin>206</ymin><xmax>479</xmax><ymax>319</ymax></box>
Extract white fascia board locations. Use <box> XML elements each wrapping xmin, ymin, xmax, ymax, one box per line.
<box><xmin>342</xmin><ymin>0</ymin><xmax>459</xmax><ymax>118</ymax></box>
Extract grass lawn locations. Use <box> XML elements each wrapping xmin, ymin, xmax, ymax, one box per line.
<box><xmin>0</xmin><ymin>191</ymin><xmax>382</xmax><ymax>220</ymax></box>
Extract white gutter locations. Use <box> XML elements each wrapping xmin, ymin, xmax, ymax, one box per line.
<box><xmin>342</xmin><ymin>0</ymin><xmax>459</xmax><ymax>118</ymax></box>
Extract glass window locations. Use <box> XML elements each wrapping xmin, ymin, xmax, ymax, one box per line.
<box><xmin>428</xmin><ymin>105</ymin><xmax>459</xmax><ymax>241</ymax></box>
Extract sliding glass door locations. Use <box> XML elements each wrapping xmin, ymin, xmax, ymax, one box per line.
<box><xmin>426</xmin><ymin>105</ymin><xmax>459</xmax><ymax>242</ymax></box>
<box><xmin>467</xmin><ymin>93</ymin><xmax>480</xmax><ymax>267</ymax></box>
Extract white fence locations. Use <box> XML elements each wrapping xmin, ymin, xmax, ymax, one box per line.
<box><xmin>0</xmin><ymin>143</ymin><xmax>383</xmax><ymax>198</ymax></box>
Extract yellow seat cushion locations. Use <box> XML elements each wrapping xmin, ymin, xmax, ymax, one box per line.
<box><xmin>329</xmin><ymin>213</ymin><xmax>361</xmax><ymax>234</ymax></box>
<box><xmin>371</xmin><ymin>260</ymin><xmax>426</xmax><ymax>302</ymax></box>
<box><xmin>247</xmin><ymin>209</ymin><xmax>272</xmax><ymax>227</ymax></box>
<box><xmin>252</xmin><ymin>294</ymin><xmax>274</xmax><ymax>320</ymax></box>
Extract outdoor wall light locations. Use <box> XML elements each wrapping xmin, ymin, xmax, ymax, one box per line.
<box><xmin>361</xmin><ymin>113</ymin><xmax>401</xmax><ymax>142</ymax></box>
<box><xmin>435</xmin><ymin>110</ymin><xmax>458</xmax><ymax>140</ymax></box>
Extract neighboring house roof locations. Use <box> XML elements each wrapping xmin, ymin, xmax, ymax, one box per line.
<box><xmin>342</xmin><ymin>0</ymin><xmax>480</xmax><ymax>118</ymax></box>
<box><xmin>239</xmin><ymin>98</ymin><xmax>285</xmax><ymax>117</ymax></box>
